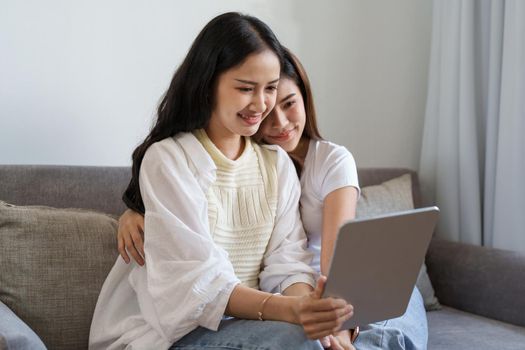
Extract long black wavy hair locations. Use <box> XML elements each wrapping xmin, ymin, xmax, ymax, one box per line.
<box><xmin>123</xmin><ymin>12</ymin><xmax>284</xmax><ymax>214</ymax></box>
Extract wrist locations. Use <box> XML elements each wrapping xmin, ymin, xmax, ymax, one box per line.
<box><xmin>263</xmin><ymin>294</ymin><xmax>300</xmax><ymax>324</ymax></box>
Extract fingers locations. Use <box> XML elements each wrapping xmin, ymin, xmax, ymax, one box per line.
<box><xmin>329</xmin><ymin>335</ymin><xmax>344</xmax><ymax>350</ymax></box>
<box><xmin>307</xmin><ymin>297</ymin><xmax>350</xmax><ymax>313</ymax></box>
<box><xmin>130</xmin><ymin>228</ymin><xmax>145</xmax><ymax>259</ymax></box>
<box><xmin>303</xmin><ymin>311</ymin><xmax>353</xmax><ymax>339</ymax></box>
<box><xmin>117</xmin><ymin>228</ymin><xmax>130</xmax><ymax>264</ymax></box>
<box><xmin>320</xmin><ymin>336</ymin><xmax>331</xmax><ymax>348</ymax></box>
<box><xmin>313</xmin><ymin>275</ymin><xmax>327</xmax><ymax>299</ymax></box>
<box><xmin>117</xmin><ymin>209</ymin><xmax>146</xmax><ymax>266</ymax></box>
<box><xmin>297</xmin><ymin>289</ymin><xmax>354</xmax><ymax>340</ymax></box>
<box><xmin>301</xmin><ymin>305</ymin><xmax>353</xmax><ymax>324</ymax></box>
<box><xmin>123</xmin><ymin>232</ymin><xmax>145</xmax><ymax>266</ymax></box>
<box><xmin>138</xmin><ymin>218</ymin><xmax>145</xmax><ymax>233</ymax></box>
<box><xmin>334</xmin><ymin>330</ymin><xmax>354</xmax><ymax>350</ymax></box>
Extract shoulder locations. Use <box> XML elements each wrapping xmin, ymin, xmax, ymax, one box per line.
<box><xmin>140</xmin><ymin>133</ymin><xmax>216</xmax><ymax>194</ymax></box>
<box><xmin>142</xmin><ymin>134</ymin><xmax>197</xmax><ymax>173</ymax></box>
<box><xmin>305</xmin><ymin>139</ymin><xmax>359</xmax><ymax>190</ymax></box>
<box><xmin>142</xmin><ymin>133</ymin><xmax>207</xmax><ymax>172</ymax></box>
<box><xmin>312</xmin><ymin>139</ymin><xmax>352</xmax><ymax>160</ymax></box>
<box><xmin>143</xmin><ymin>137</ymin><xmax>182</xmax><ymax>165</ymax></box>
<box><xmin>306</xmin><ymin>140</ymin><xmax>356</xmax><ymax>173</ymax></box>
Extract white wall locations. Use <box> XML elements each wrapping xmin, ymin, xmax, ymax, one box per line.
<box><xmin>293</xmin><ymin>0</ymin><xmax>433</xmax><ymax>168</ymax></box>
<box><xmin>0</xmin><ymin>0</ymin><xmax>432</xmax><ymax>169</ymax></box>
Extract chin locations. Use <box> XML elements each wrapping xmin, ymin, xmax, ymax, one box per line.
<box><xmin>239</xmin><ymin>126</ymin><xmax>260</xmax><ymax>137</ymax></box>
<box><xmin>276</xmin><ymin>141</ymin><xmax>294</xmax><ymax>152</ymax></box>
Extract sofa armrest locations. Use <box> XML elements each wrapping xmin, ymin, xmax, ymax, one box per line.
<box><xmin>426</xmin><ymin>238</ymin><xmax>525</xmax><ymax>327</ymax></box>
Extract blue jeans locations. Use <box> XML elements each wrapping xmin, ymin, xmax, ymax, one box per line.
<box><xmin>170</xmin><ymin>319</ymin><xmax>323</xmax><ymax>350</ymax></box>
<box><xmin>171</xmin><ymin>288</ymin><xmax>427</xmax><ymax>350</ymax></box>
<box><xmin>354</xmin><ymin>287</ymin><xmax>428</xmax><ymax>350</ymax></box>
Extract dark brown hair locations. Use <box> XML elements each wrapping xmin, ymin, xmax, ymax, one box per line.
<box><xmin>280</xmin><ymin>47</ymin><xmax>323</xmax><ymax>141</ymax></box>
<box><xmin>122</xmin><ymin>12</ymin><xmax>284</xmax><ymax>214</ymax></box>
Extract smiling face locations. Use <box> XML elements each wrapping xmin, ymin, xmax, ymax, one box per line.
<box><xmin>207</xmin><ymin>50</ymin><xmax>281</xmax><ymax>143</ymax></box>
<box><xmin>258</xmin><ymin>77</ymin><xmax>306</xmax><ymax>152</ymax></box>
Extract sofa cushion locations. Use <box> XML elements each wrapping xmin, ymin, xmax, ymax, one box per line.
<box><xmin>0</xmin><ymin>300</ymin><xmax>46</xmax><ymax>350</ymax></box>
<box><xmin>0</xmin><ymin>200</ymin><xmax>119</xmax><ymax>350</ymax></box>
<box><xmin>427</xmin><ymin>306</ymin><xmax>525</xmax><ymax>350</ymax></box>
<box><xmin>356</xmin><ymin>174</ymin><xmax>441</xmax><ymax>310</ymax></box>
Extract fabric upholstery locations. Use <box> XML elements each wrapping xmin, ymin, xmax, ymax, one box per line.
<box><xmin>0</xmin><ymin>165</ymin><xmax>129</xmax><ymax>217</ymax></box>
<box><xmin>0</xmin><ymin>166</ymin><xmax>421</xmax><ymax>218</ymax></box>
<box><xmin>427</xmin><ymin>239</ymin><xmax>525</xmax><ymax>327</ymax></box>
<box><xmin>1</xmin><ymin>164</ymin><xmax>524</xmax><ymax>349</ymax></box>
<box><xmin>357</xmin><ymin>168</ymin><xmax>422</xmax><ymax>208</ymax></box>
<box><xmin>0</xmin><ymin>201</ymin><xmax>119</xmax><ymax>350</ymax></box>
<box><xmin>0</xmin><ymin>300</ymin><xmax>46</xmax><ymax>350</ymax></box>
<box><xmin>427</xmin><ymin>306</ymin><xmax>525</xmax><ymax>350</ymax></box>
<box><xmin>356</xmin><ymin>174</ymin><xmax>440</xmax><ymax>310</ymax></box>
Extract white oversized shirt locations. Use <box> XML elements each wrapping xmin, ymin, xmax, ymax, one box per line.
<box><xmin>300</xmin><ymin>139</ymin><xmax>360</xmax><ymax>273</ymax></box>
<box><xmin>89</xmin><ymin>133</ymin><xmax>315</xmax><ymax>350</ymax></box>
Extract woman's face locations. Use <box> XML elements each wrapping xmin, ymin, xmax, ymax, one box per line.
<box><xmin>258</xmin><ymin>77</ymin><xmax>306</xmax><ymax>152</ymax></box>
<box><xmin>208</xmin><ymin>50</ymin><xmax>281</xmax><ymax>139</ymax></box>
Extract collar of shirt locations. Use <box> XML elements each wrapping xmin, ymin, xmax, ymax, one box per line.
<box><xmin>174</xmin><ymin>132</ymin><xmax>217</xmax><ymax>193</ymax></box>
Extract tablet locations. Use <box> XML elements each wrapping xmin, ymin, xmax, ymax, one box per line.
<box><xmin>323</xmin><ymin>206</ymin><xmax>439</xmax><ymax>329</ymax></box>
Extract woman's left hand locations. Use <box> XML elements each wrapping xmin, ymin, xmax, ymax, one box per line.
<box><xmin>324</xmin><ymin>330</ymin><xmax>354</xmax><ymax>350</ymax></box>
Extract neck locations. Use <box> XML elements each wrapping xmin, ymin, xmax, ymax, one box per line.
<box><xmin>288</xmin><ymin>137</ymin><xmax>310</xmax><ymax>171</ymax></box>
<box><xmin>204</xmin><ymin>126</ymin><xmax>245</xmax><ymax>160</ymax></box>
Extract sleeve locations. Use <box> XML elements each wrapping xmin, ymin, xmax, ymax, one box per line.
<box><xmin>258</xmin><ymin>147</ymin><xmax>316</xmax><ymax>293</ymax></box>
<box><xmin>135</xmin><ymin>141</ymin><xmax>240</xmax><ymax>342</ymax></box>
<box><xmin>319</xmin><ymin>144</ymin><xmax>360</xmax><ymax>200</ymax></box>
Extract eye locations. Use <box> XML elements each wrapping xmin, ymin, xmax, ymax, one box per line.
<box><xmin>283</xmin><ymin>100</ymin><xmax>296</xmax><ymax>109</ymax></box>
<box><xmin>266</xmin><ymin>85</ymin><xmax>278</xmax><ymax>92</ymax></box>
<box><xmin>237</xmin><ymin>87</ymin><xmax>253</xmax><ymax>92</ymax></box>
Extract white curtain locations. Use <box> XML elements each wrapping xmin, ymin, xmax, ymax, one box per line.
<box><xmin>419</xmin><ymin>0</ymin><xmax>525</xmax><ymax>252</ymax></box>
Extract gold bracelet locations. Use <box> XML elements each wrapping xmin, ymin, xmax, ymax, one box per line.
<box><xmin>257</xmin><ymin>293</ymin><xmax>279</xmax><ymax>321</ymax></box>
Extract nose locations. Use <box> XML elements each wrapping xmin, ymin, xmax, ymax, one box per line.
<box><xmin>271</xmin><ymin>108</ymin><xmax>288</xmax><ymax>128</ymax></box>
<box><xmin>249</xmin><ymin>91</ymin><xmax>266</xmax><ymax>114</ymax></box>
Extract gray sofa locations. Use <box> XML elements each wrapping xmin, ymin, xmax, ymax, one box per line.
<box><xmin>1</xmin><ymin>165</ymin><xmax>525</xmax><ymax>349</ymax></box>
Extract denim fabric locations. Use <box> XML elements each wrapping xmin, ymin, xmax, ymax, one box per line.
<box><xmin>170</xmin><ymin>319</ymin><xmax>323</xmax><ymax>350</ymax></box>
<box><xmin>354</xmin><ymin>287</ymin><xmax>428</xmax><ymax>350</ymax></box>
<box><xmin>170</xmin><ymin>288</ymin><xmax>427</xmax><ymax>350</ymax></box>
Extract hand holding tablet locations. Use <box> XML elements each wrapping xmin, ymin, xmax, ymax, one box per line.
<box><xmin>323</xmin><ymin>207</ymin><xmax>440</xmax><ymax>329</ymax></box>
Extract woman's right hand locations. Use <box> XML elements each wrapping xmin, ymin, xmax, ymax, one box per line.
<box><xmin>117</xmin><ymin>209</ymin><xmax>146</xmax><ymax>265</ymax></box>
<box><xmin>293</xmin><ymin>276</ymin><xmax>354</xmax><ymax>340</ymax></box>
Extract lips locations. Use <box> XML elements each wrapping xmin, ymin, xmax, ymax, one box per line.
<box><xmin>237</xmin><ymin>112</ymin><xmax>262</xmax><ymax>126</ymax></box>
<box><xmin>268</xmin><ymin>128</ymin><xmax>296</xmax><ymax>142</ymax></box>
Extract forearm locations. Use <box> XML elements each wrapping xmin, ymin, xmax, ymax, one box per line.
<box><xmin>225</xmin><ymin>284</ymin><xmax>298</xmax><ymax>324</ymax></box>
<box><xmin>282</xmin><ymin>282</ymin><xmax>313</xmax><ymax>296</ymax></box>
<box><xmin>321</xmin><ymin>187</ymin><xmax>358</xmax><ymax>276</ymax></box>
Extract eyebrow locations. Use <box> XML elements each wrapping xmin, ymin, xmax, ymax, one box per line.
<box><xmin>279</xmin><ymin>93</ymin><xmax>296</xmax><ymax>103</ymax></box>
<box><xmin>234</xmin><ymin>78</ymin><xmax>280</xmax><ymax>85</ymax></box>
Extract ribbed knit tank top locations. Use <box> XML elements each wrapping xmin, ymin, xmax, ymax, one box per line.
<box><xmin>194</xmin><ymin>129</ymin><xmax>278</xmax><ymax>289</ymax></box>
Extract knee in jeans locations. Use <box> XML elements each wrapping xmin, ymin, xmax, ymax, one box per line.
<box><xmin>382</xmin><ymin>327</ymin><xmax>418</xmax><ymax>350</ymax></box>
<box><xmin>259</xmin><ymin>322</ymin><xmax>321</xmax><ymax>350</ymax></box>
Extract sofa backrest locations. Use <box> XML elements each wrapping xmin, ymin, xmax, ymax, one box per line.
<box><xmin>0</xmin><ymin>165</ymin><xmax>421</xmax><ymax>215</ymax></box>
<box><xmin>0</xmin><ymin>165</ymin><xmax>129</xmax><ymax>216</ymax></box>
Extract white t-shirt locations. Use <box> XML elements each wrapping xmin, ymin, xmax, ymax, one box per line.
<box><xmin>300</xmin><ymin>139</ymin><xmax>360</xmax><ymax>273</ymax></box>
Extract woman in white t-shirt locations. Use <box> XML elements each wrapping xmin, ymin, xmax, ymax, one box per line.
<box><xmin>257</xmin><ymin>48</ymin><xmax>428</xmax><ymax>350</ymax></box>
<box><xmin>117</xmin><ymin>46</ymin><xmax>428</xmax><ymax>350</ymax></box>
